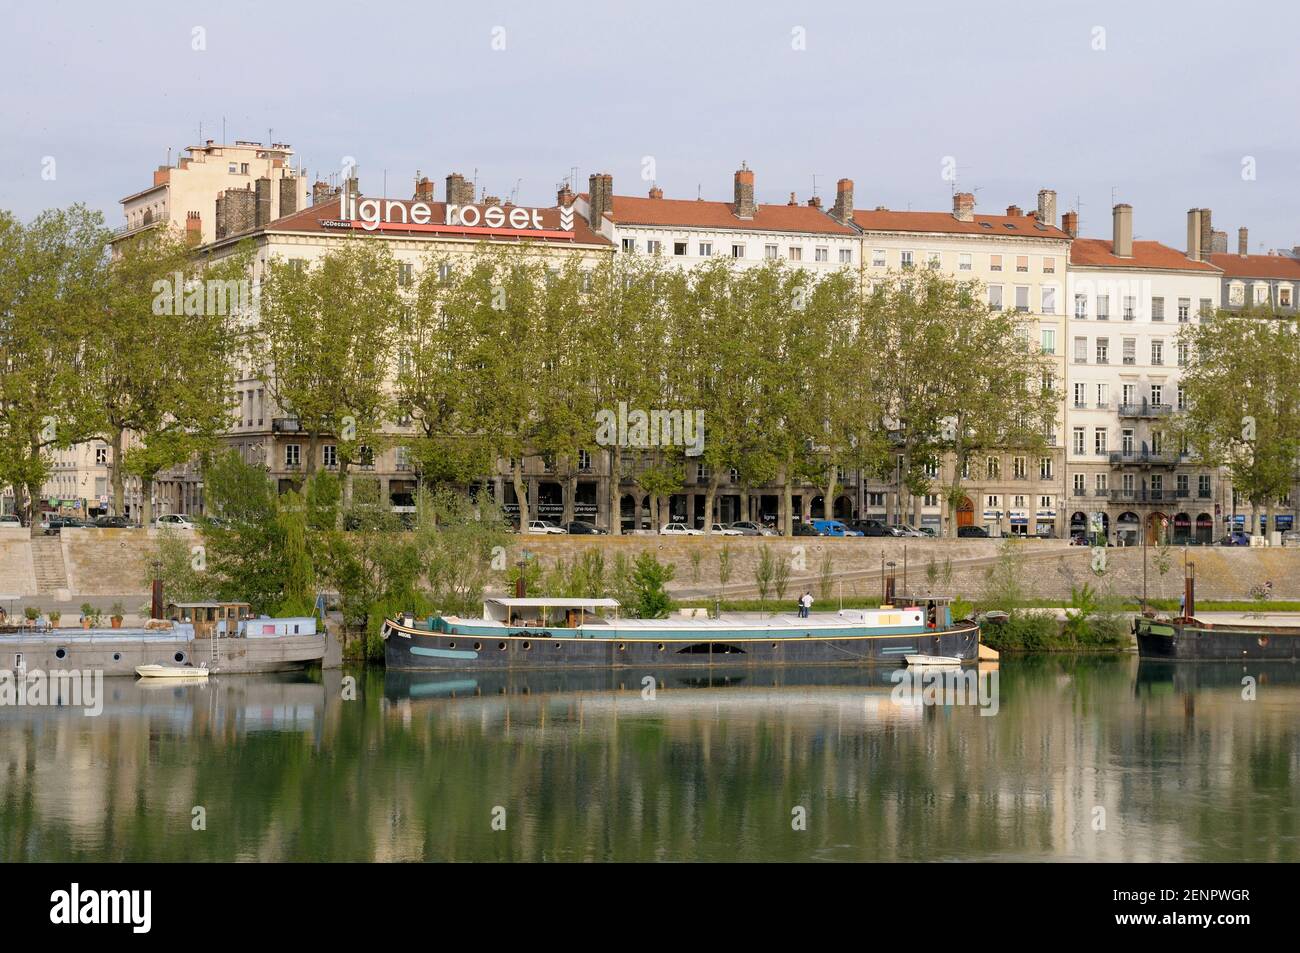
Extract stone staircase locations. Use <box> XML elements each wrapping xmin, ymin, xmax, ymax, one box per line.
<box><xmin>30</xmin><ymin>536</ymin><xmax>69</xmax><ymax>593</ymax></box>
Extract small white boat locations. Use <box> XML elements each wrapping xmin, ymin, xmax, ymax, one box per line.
<box><xmin>905</xmin><ymin>654</ymin><xmax>963</xmax><ymax>667</ymax></box>
<box><xmin>135</xmin><ymin>664</ymin><xmax>209</xmax><ymax>680</ymax></box>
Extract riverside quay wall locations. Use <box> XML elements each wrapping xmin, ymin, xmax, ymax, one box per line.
<box><xmin>2</xmin><ymin>527</ymin><xmax>1299</xmax><ymax>604</ymax></box>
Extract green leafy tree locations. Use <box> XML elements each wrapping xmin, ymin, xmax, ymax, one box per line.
<box><xmin>629</xmin><ymin>551</ymin><xmax>675</xmax><ymax>619</ymax></box>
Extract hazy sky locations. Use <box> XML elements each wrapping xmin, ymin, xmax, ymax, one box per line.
<box><xmin>3</xmin><ymin>0</ymin><xmax>1298</xmax><ymax>252</ymax></box>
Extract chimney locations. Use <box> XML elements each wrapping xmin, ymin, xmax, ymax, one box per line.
<box><xmin>1037</xmin><ymin>189</ymin><xmax>1057</xmax><ymax>227</ymax></box>
<box><xmin>278</xmin><ymin>177</ymin><xmax>298</xmax><ymax>218</ymax></box>
<box><xmin>414</xmin><ymin>176</ymin><xmax>434</xmax><ymax>202</ymax></box>
<box><xmin>312</xmin><ymin>181</ymin><xmax>335</xmax><ymax>206</ymax></box>
<box><xmin>1212</xmin><ymin>230</ymin><xmax>1227</xmax><ymax>253</ymax></box>
<box><xmin>1199</xmin><ymin>208</ymin><xmax>1213</xmax><ymax>262</ymax></box>
<box><xmin>1238</xmin><ymin>226</ymin><xmax>1249</xmax><ymax>257</ymax></box>
<box><xmin>648</xmin><ymin>185</ymin><xmax>663</xmax><ymax>199</ymax></box>
<box><xmin>734</xmin><ymin>163</ymin><xmax>755</xmax><ymax>219</ymax></box>
<box><xmin>1187</xmin><ymin>208</ymin><xmax>1202</xmax><ymax>260</ymax></box>
<box><xmin>556</xmin><ymin>182</ymin><xmax>574</xmax><ymax>206</ymax></box>
<box><xmin>787</xmin><ymin>192</ymin><xmax>798</xmax><ymax>206</ymax></box>
<box><xmin>806</xmin><ymin>195</ymin><xmax>822</xmax><ymax>209</ymax></box>
<box><xmin>952</xmin><ymin>191</ymin><xmax>975</xmax><ymax>222</ymax></box>
<box><xmin>254</xmin><ymin>177</ymin><xmax>272</xmax><ymax>227</ymax></box>
<box><xmin>1061</xmin><ymin>210</ymin><xmax>1079</xmax><ymax>238</ymax></box>
<box><xmin>830</xmin><ymin>178</ymin><xmax>854</xmax><ymax>224</ymax></box>
<box><xmin>1006</xmin><ymin>204</ymin><xmax>1023</xmax><ymax>217</ymax></box>
<box><xmin>1112</xmin><ymin>203</ymin><xmax>1133</xmax><ymax>258</ymax></box>
<box><xmin>445</xmin><ymin>172</ymin><xmax>474</xmax><ymax>206</ymax></box>
<box><xmin>185</xmin><ymin>211</ymin><xmax>202</xmax><ymax>246</ymax></box>
<box><xmin>587</xmin><ymin>172</ymin><xmax>613</xmax><ymax>225</ymax></box>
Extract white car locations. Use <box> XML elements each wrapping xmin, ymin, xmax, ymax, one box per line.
<box><xmin>0</xmin><ymin>514</ymin><xmax>20</xmax><ymax>526</ymax></box>
<box><xmin>526</xmin><ymin>520</ymin><xmax>566</xmax><ymax>535</ymax></box>
<box><xmin>154</xmin><ymin>514</ymin><xmax>196</xmax><ymax>530</ymax></box>
<box><xmin>710</xmin><ymin>523</ymin><xmax>742</xmax><ymax>536</ymax></box>
<box><xmin>660</xmin><ymin>522</ymin><xmax>703</xmax><ymax>536</ymax></box>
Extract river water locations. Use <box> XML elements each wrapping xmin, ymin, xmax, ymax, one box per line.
<box><xmin>1</xmin><ymin>658</ymin><xmax>1296</xmax><ymax>861</ymax></box>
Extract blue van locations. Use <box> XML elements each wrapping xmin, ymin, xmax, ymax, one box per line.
<box><xmin>809</xmin><ymin>519</ymin><xmax>863</xmax><ymax>537</ymax></box>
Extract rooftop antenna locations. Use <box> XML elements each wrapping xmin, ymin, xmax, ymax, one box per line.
<box><xmin>811</xmin><ymin>173</ymin><xmax>819</xmax><ymax>200</ymax></box>
<box><xmin>510</xmin><ymin>178</ymin><xmax>522</xmax><ymax>205</ymax></box>
<box><xmin>222</xmin><ymin>116</ymin><xmax>226</xmax><ymax>145</ymax></box>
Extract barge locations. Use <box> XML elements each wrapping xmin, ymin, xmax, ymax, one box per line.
<box><xmin>383</xmin><ymin>594</ymin><xmax>979</xmax><ymax>671</ymax></box>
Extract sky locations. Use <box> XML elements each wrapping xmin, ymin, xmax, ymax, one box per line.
<box><xmin>2</xmin><ymin>0</ymin><xmax>1298</xmax><ymax>253</ymax></box>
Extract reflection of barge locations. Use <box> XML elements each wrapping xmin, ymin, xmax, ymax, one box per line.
<box><xmin>383</xmin><ymin>595</ymin><xmax>979</xmax><ymax>671</ymax></box>
<box><xmin>0</xmin><ymin>601</ymin><xmax>325</xmax><ymax>676</ymax></box>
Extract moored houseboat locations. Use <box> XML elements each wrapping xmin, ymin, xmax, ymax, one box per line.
<box><xmin>1134</xmin><ymin>616</ymin><xmax>1300</xmax><ymax>661</ymax></box>
<box><xmin>383</xmin><ymin>595</ymin><xmax>979</xmax><ymax>671</ymax></box>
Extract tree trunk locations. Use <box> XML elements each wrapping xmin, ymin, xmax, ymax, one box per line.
<box><xmin>111</xmin><ymin>427</ymin><xmax>125</xmax><ymax>518</ymax></box>
<box><xmin>703</xmin><ymin>471</ymin><xmax>722</xmax><ymax>535</ymax></box>
<box><xmin>609</xmin><ymin>446</ymin><xmax>622</xmax><ymax>535</ymax></box>
<box><xmin>511</xmin><ymin>461</ymin><xmax>529</xmax><ymax>529</ymax></box>
<box><xmin>562</xmin><ymin>465</ymin><xmax>576</xmax><ymax>525</ymax></box>
<box><xmin>781</xmin><ymin>453</ymin><xmax>794</xmax><ymax>537</ymax></box>
<box><xmin>823</xmin><ymin>467</ymin><xmax>836</xmax><ymax>520</ymax></box>
<box><xmin>141</xmin><ymin>475</ymin><xmax>155</xmax><ymax>526</ymax></box>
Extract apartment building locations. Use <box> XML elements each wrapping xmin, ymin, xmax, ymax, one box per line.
<box><xmin>854</xmin><ymin>190</ymin><xmax>1073</xmax><ymax>536</ymax></box>
<box><xmin>1064</xmin><ymin>204</ymin><xmax>1222</xmax><ymax>544</ymax></box>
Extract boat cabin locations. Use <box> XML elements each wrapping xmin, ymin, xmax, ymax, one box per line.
<box><xmin>168</xmin><ymin>601</ymin><xmax>254</xmax><ymax>637</ymax></box>
<box><xmin>482</xmin><ymin>597</ymin><xmax>620</xmax><ymax>629</ymax></box>
<box><xmin>889</xmin><ymin>595</ymin><xmax>956</xmax><ymax>630</ymax></box>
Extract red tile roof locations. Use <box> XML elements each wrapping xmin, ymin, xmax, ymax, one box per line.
<box><xmin>594</xmin><ymin>194</ymin><xmax>857</xmax><ymax>235</ymax></box>
<box><xmin>1209</xmin><ymin>252</ymin><xmax>1300</xmax><ymax>280</ymax></box>
<box><xmin>853</xmin><ymin>209</ymin><xmax>1071</xmax><ymax>240</ymax></box>
<box><xmin>1070</xmin><ymin>238</ymin><xmax>1220</xmax><ymax>272</ymax></box>
<box><xmin>256</xmin><ymin>196</ymin><xmax>611</xmax><ymax>246</ymax></box>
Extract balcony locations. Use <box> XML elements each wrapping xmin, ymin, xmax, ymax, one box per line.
<box><xmin>1109</xmin><ymin>450</ymin><xmax>1183</xmax><ymax>468</ymax></box>
<box><xmin>272</xmin><ymin>417</ymin><xmax>302</xmax><ymax>433</ymax></box>
<box><xmin>1117</xmin><ymin>401</ymin><xmax>1172</xmax><ymax>419</ymax></box>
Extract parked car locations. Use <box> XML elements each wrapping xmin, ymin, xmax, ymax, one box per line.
<box><xmin>1218</xmin><ymin>530</ymin><xmax>1251</xmax><ymax>546</ymax></box>
<box><xmin>660</xmin><ymin>522</ymin><xmax>703</xmax><ymax>536</ymax></box>
<box><xmin>526</xmin><ymin>519</ymin><xmax>566</xmax><ymax>535</ymax></box>
<box><xmin>0</xmin><ymin>514</ymin><xmax>21</xmax><ymax>526</ymax></box>
<box><xmin>809</xmin><ymin>518</ymin><xmax>862</xmax><ymax>537</ymax></box>
<box><xmin>42</xmin><ymin>515</ymin><xmax>87</xmax><ymax>534</ymax></box>
<box><xmin>709</xmin><ymin>523</ymin><xmax>743</xmax><ymax>536</ymax></box>
<box><xmin>154</xmin><ymin>514</ymin><xmax>196</xmax><ymax>530</ymax></box>
<box><xmin>561</xmin><ymin>520</ymin><xmax>606</xmax><ymax>535</ymax></box>
<box><xmin>93</xmin><ymin>515</ymin><xmax>130</xmax><ymax>528</ymax></box>
<box><xmin>793</xmin><ymin>523</ymin><xmax>820</xmax><ymax>537</ymax></box>
<box><xmin>1282</xmin><ymin>530</ymin><xmax>1300</xmax><ymax>548</ymax></box>
<box><xmin>957</xmin><ymin>525</ymin><xmax>990</xmax><ymax>538</ymax></box>
<box><xmin>860</xmin><ymin>523</ymin><xmax>900</xmax><ymax>537</ymax></box>
<box><xmin>727</xmin><ymin>521</ymin><xmax>773</xmax><ymax>537</ymax></box>
<box><xmin>889</xmin><ymin>524</ymin><xmax>926</xmax><ymax>538</ymax></box>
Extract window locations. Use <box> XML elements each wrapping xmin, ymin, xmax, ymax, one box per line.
<box><xmin>1073</xmin><ymin>473</ymin><xmax>1086</xmax><ymax>494</ymax></box>
<box><xmin>1094</xmin><ymin>428</ymin><xmax>1107</xmax><ymax>455</ymax></box>
<box><xmin>1281</xmin><ymin>286</ymin><xmax>1293</xmax><ymax>307</ymax></box>
<box><xmin>1151</xmin><ymin>297</ymin><xmax>1164</xmax><ymax>321</ymax></box>
<box><xmin>988</xmin><ymin>285</ymin><xmax>1004</xmax><ymax>310</ymax></box>
<box><xmin>1151</xmin><ymin>340</ymin><xmax>1164</xmax><ymax>365</ymax></box>
<box><xmin>1041</xmin><ymin>328</ymin><xmax>1056</xmax><ymax>354</ymax></box>
<box><xmin>1254</xmin><ymin>283</ymin><xmax>1269</xmax><ymax>305</ymax></box>
<box><xmin>647</xmin><ymin>240</ymin><xmax>662</xmax><ymax>255</ymax></box>
<box><xmin>228</xmin><ymin>163</ymin><xmax>238</xmax><ymax>174</ymax></box>
<box><xmin>900</xmin><ymin>250</ymin><xmax>914</xmax><ymax>268</ymax></box>
<box><xmin>1095</xmin><ymin>473</ymin><xmax>1108</xmax><ymax>492</ymax></box>
<box><xmin>673</xmin><ymin>241</ymin><xmax>687</xmax><ymax>256</ymax></box>
<box><xmin>1073</xmin><ymin>427</ymin><xmax>1086</xmax><ymax>455</ymax></box>
<box><xmin>872</xmin><ymin>249</ymin><xmax>886</xmax><ymax>268</ymax></box>
<box><xmin>1043</xmin><ymin>257</ymin><xmax>1056</xmax><ymax>274</ymax></box>
<box><xmin>1122</xmin><ymin>337</ymin><xmax>1136</xmax><ymax>365</ymax></box>
<box><xmin>1178</xmin><ymin>298</ymin><xmax>1190</xmax><ymax>322</ymax></box>
<box><xmin>1013</xmin><ymin>457</ymin><xmax>1027</xmax><ymax>479</ymax></box>
<box><xmin>923</xmin><ymin>459</ymin><xmax>940</xmax><ymax>478</ymax></box>
<box><xmin>1095</xmin><ymin>337</ymin><xmax>1109</xmax><ymax>364</ymax></box>
<box><xmin>323</xmin><ymin>445</ymin><xmax>337</xmax><ymax>468</ymax></box>
<box><xmin>397</xmin><ymin>262</ymin><xmax>413</xmax><ymax>287</ymax></box>
<box><xmin>622</xmin><ymin>238</ymin><xmax>636</xmax><ymax>253</ymax></box>
<box><xmin>839</xmin><ymin>248</ymin><xmax>853</xmax><ymax>264</ymax></box>
<box><xmin>1199</xmin><ymin>474</ymin><xmax>1211</xmax><ymax>498</ymax></box>
<box><xmin>959</xmin><ymin>252</ymin><xmax>972</xmax><ymax>271</ymax></box>
<box><xmin>1096</xmin><ymin>295</ymin><xmax>1110</xmax><ymax>320</ymax></box>
<box><xmin>814</xmin><ymin>247</ymin><xmax>829</xmax><ymax>262</ymax></box>
<box><xmin>1150</xmin><ymin>384</ymin><xmax>1163</xmax><ymax>407</ymax></box>
<box><xmin>986</xmin><ymin>495</ymin><xmax>1001</xmax><ymax>509</ymax></box>
<box><xmin>1073</xmin><ymin>336</ymin><xmax>1088</xmax><ymax>363</ymax></box>
<box><xmin>1123</xmin><ymin>295</ymin><xmax>1136</xmax><ymax>320</ymax></box>
<box><xmin>1177</xmin><ymin>474</ymin><xmax>1189</xmax><ymax>496</ymax></box>
<box><xmin>731</xmin><ymin>243</ymin><xmax>745</xmax><ymax>258</ymax></box>
<box><xmin>1042</xmin><ymin>286</ymin><xmax>1057</xmax><ymax>314</ymax></box>
<box><xmin>1015</xmin><ymin>286</ymin><xmax>1030</xmax><ymax>312</ymax></box>
<box><xmin>787</xmin><ymin>246</ymin><xmax>803</xmax><ymax>262</ymax></box>
<box><xmin>1040</xmin><ymin>457</ymin><xmax>1053</xmax><ymax>479</ymax></box>
<box><xmin>699</xmin><ymin>242</ymin><xmax>713</xmax><ymax>257</ymax></box>
<box><xmin>1122</xmin><ymin>429</ymin><xmax>1134</xmax><ymax>454</ymax></box>
<box><xmin>285</xmin><ymin>444</ymin><xmax>301</xmax><ymax>467</ymax></box>
<box><xmin>1229</xmin><ymin>282</ymin><xmax>1245</xmax><ymax>306</ymax></box>
<box><xmin>1122</xmin><ymin>383</ymin><xmax>1136</xmax><ymax>406</ymax></box>
<box><xmin>986</xmin><ymin>457</ymin><xmax>1000</xmax><ymax>479</ymax></box>
<box><xmin>1016</xmin><ymin>255</ymin><xmax>1028</xmax><ymax>273</ymax></box>
<box><xmin>764</xmin><ymin>244</ymin><xmax>779</xmax><ymax>260</ymax></box>
<box><xmin>924</xmin><ymin>494</ymin><xmax>940</xmax><ymax>507</ymax></box>
<box><xmin>1074</xmin><ymin>293</ymin><xmax>1088</xmax><ymax>319</ymax></box>
<box><xmin>989</xmin><ymin>254</ymin><xmax>1003</xmax><ymax>272</ymax></box>
<box><xmin>1096</xmin><ymin>382</ymin><xmax>1108</xmax><ymax>407</ymax></box>
<box><xmin>1177</xmin><ymin>385</ymin><xmax>1187</xmax><ymax>410</ymax></box>
<box><xmin>95</xmin><ymin>447</ymin><xmax>108</xmax><ymax>465</ymax></box>
<box><xmin>1199</xmin><ymin>297</ymin><xmax>1213</xmax><ymax>318</ymax></box>
<box><xmin>926</xmin><ymin>251</ymin><xmax>941</xmax><ymax>269</ymax></box>
<box><xmin>1073</xmin><ymin>382</ymin><xmax>1087</xmax><ymax>408</ymax></box>
<box><xmin>868</xmin><ymin>492</ymin><xmax>885</xmax><ymax>507</ymax></box>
